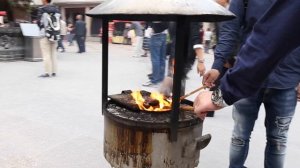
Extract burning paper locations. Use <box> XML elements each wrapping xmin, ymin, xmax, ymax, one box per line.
<box><xmin>131</xmin><ymin>91</ymin><xmax>171</xmax><ymax>112</ymax></box>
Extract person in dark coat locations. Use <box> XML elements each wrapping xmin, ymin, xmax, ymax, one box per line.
<box><xmin>194</xmin><ymin>0</ymin><xmax>300</xmax><ymax>118</ymax></box>
<box><xmin>74</xmin><ymin>14</ymin><xmax>86</xmax><ymax>53</ymax></box>
<box><xmin>203</xmin><ymin>0</ymin><xmax>300</xmax><ymax>167</ymax></box>
<box><xmin>159</xmin><ymin>22</ymin><xmax>205</xmax><ymax>96</ymax></box>
<box><xmin>168</xmin><ymin>22</ymin><xmax>205</xmax><ymax>78</ymax></box>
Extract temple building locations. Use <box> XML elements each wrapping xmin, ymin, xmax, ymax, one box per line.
<box><xmin>52</xmin><ymin>0</ymin><xmax>105</xmax><ymax>37</ymax></box>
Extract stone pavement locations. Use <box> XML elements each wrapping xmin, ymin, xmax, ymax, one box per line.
<box><xmin>0</xmin><ymin>41</ymin><xmax>299</xmax><ymax>168</ymax></box>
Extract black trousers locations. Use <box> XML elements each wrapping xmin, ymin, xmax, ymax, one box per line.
<box><xmin>76</xmin><ymin>35</ymin><xmax>85</xmax><ymax>53</ymax></box>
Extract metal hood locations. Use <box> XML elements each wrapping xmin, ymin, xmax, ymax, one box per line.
<box><xmin>86</xmin><ymin>0</ymin><xmax>235</xmax><ymax>22</ymax></box>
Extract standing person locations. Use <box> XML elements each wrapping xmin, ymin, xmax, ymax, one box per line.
<box><xmin>203</xmin><ymin>28</ymin><xmax>212</xmax><ymax>54</ymax></box>
<box><xmin>57</xmin><ymin>18</ymin><xmax>67</xmax><ymax>52</ymax></box>
<box><xmin>203</xmin><ymin>0</ymin><xmax>300</xmax><ymax>167</ymax></box>
<box><xmin>194</xmin><ymin>1</ymin><xmax>300</xmax><ymax>167</ymax></box>
<box><xmin>143</xmin><ymin>21</ymin><xmax>168</xmax><ymax>87</ymax></box>
<box><xmin>37</xmin><ymin>0</ymin><xmax>60</xmax><ymax>77</ymax></box>
<box><xmin>168</xmin><ymin>22</ymin><xmax>205</xmax><ymax>77</ymax></box>
<box><xmin>74</xmin><ymin>14</ymin><xmax>86</xmax><ymax>53</ymax></box>
<box><xmin>159</xmin><ymin>22</ymin><xmax>205</xmax><ymax>96</ymax></box>
<box><xmin>130</xmin><ymin>21</ymin><xmax>144</xmax><ymax>57</ymax></box>
<box><xmin>205</xmin><ymin>0</ymin><xmax>230</xmax><ymax>118</ymax></box>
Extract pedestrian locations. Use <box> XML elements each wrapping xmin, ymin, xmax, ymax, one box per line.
<box><xmin>203</xmin><ymin>27</ymin><xmax>212</xmax><ymax>54</ymax></box>
<box><xmin>74</xmin><ymin>14</ymin><xmax>86</xmax><ymax>53</ymax></box>
<box><xmin>37</xmin><ymin>0</ymin><xmax>60</xmax><ymax>77</ymax></box>
<box><xmin>142</xmin><ymin>21</ymin><xmax>168</xmax><ymax>87</ymax></box>
<box><xmin>127</xmin><ymin>27</ymin><xmax>136</xmax><ymax>46</ymax></box>
<box><xmin>122</xmin><ymin>23</ymin><xmax>132</xmax><ymax>45</ymax></box>
<box><xmin>130</xmin><ymin>21</ymin><xmax>144</xmax><ymax>57</ymax></box>
<box><xmin>202</xmin><ymin>0</ymin><xmax>300</xmax><ymax>167</ymax></box>
<box><xmin>57</xmin><ymin>18</ymin><xmax>67</xmax><ymax>52</ymax></box>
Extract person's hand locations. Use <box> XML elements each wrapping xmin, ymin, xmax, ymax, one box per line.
<box><xmin>297</xmin><ymin>83</ymin><xmax>300</xmax><ymax>101</ymax></box>
<box><xmin>193</xmin><ymin>91</ymin><xmax>222</xmax><ymax>120</ymax></box>
<box><xmin>202</xmin><ymin>69</ymin><xmax>220</xmax><ymax>88</ymax></box>
<box><xmin>159</xmin><ymin>76</ymin><xmax>173</xmax><ymax>97</ymax></box>
<box><xmin>197</xmin><ymin>62</ymin><xmax>206</xmax><ymax>76</ymax></box>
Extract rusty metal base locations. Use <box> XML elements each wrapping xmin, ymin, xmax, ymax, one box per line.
<box><xmin>103</xmin><ymin>114</ymin><xmax>207</xmax><ymax>168</ymax></box>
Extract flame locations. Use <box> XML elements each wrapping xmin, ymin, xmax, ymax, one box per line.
<box><xmin>131</xmin><ymin>91</ymin><xmax>172</xmax><ymax>112</ymax></box>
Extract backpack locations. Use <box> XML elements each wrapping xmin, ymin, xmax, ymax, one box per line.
<box><xmin>45</xmin><ymin>12</ymin><xmax>61</xmax><ymax>41</ymax></box>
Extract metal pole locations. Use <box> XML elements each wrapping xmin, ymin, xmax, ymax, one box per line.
<box><xmin>170</xmin><ymin>16</ymin><xmax>190</xmax><ymax>141</ymax></box>
<box><xmin>102</xmin><ymin>18</ymin><xmax>109</xmax><ymax>114</ymax></box>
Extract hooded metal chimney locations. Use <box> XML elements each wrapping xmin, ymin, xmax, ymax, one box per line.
<box><xmin>86</xmin><ymin>0</ymin><xmax>234</xmax><ymax>21</ymax></box>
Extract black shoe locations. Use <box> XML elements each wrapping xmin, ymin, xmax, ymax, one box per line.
<box><xmin>206</xmin><ymin>111</ymin><xmax>215</xmax><ymax>117</ymax></box>
<box><xmin>39</xmin><ymin>74</ymin><xmax>50</xmax><ymax>78</ymax></box>
<box><xmin>52</xmin><ymin>73</ymin><xmax>56</xmax><ymax>77</ymax></box>
<box><xmin>147</xmin><ymin>74</ymin><xmax>153</xmax><ymax>80</ymax></box>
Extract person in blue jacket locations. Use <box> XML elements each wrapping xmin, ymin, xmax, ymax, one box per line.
<box><xmin>195</xmin><ymin>0</ymin><xmax>300</xmax><ymax>167</ymax></box>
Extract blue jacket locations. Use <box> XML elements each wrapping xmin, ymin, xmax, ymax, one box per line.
<box><xmin>214</xmin><ymin>0</ymin><xmax>300</xmax><ymax>94</ymax></box>
<box><xmin>220</xmin><ymin>0</ymin><xmax>300</xmax><ymax>105</ymax></box>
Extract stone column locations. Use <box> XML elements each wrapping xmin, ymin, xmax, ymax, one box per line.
<box><xmin>85</xmin><ymin>7</ymin><xmax>92</xmax><ymax>37</ymax></box>
<box><xmin>60</xmin><ymin>7</ymin><xmax>66</xmax><ymax>21</ymax></box>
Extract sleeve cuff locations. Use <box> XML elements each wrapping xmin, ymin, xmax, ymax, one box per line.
<box><xmin>220</xmin><ymin>83</ymin><xmax>236</xmax><ymax>106</ymax></box>
<box><xmin>193</xmin><ymin>44</ymin><xmax>203</xmax><ymax>49</ymax></box>
<box><xmin>212</xmin><ymin>60</ymin><xmax>225</xmax><ymax>73</ymax></box>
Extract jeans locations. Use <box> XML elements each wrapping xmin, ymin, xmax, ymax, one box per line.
<box><xmin>149</xmin><ymin>33</ymin><xmax>167</xmax><ymax>83</ymax></box>
<box><xmin>67</xmin><ymin>33</ymin><xmax>75</xmax><ymax>45</ymax></box>
<box><xmin>229</xmin><ymin>88</ymin><xmax>297</xmax><ymax>168</ymax></box>
<box><xmin>57</xmin><ymin>35</ymin><xmax>65</xmax><ymax>51</ymax></box>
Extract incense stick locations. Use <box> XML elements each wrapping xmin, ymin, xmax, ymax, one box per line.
<box><xmin>180</xmin><ymin>86</ymin><xmax>207</xmax><ymax>101</ymax></box>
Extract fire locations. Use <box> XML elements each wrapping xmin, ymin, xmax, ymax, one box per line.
<box><xmin>131</xmin><ymin>91</ymin><xmax>172</xmax><ymax>112</ymax></box>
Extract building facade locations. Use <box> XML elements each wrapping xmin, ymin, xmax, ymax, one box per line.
<box><xmin>53</xmin><ymin>0</ymin><xmax>105</xmax><ymax>37</ymax></box>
